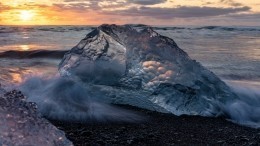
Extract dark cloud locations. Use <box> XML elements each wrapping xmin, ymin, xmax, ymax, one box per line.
<box><xmin>53</xmin><ymin>0</ymin><xmax>104</xmax><ymax>12</ymax></box>
<box><xmin>127</xmin><ymin>0</ymin><xmax>167</xmax><ymax>5</ymax></box>
<box><xmin>53</xmin><ymin>3</ymin><xmax>91</xmax><ymax>11</ymax></box>
<box><xmin>62</xmin><ymin>0</ymin><xmax>167</xmax><ymax>6</ymax></box>
<box><xmin>51</xmin><ymin>0</ymin><xmax>251</xmax><ymax>18</ymax></box>
<box><xmin>57</xmin><ymin>0</ymin><xmax>167</xmax><ymax>11</ymax></box>
<box><xmin>50</xmin><ymin>1</ymin><xmax>251</xmax><ymax>20</ymax></box>
<box><xmin>104</xmin><ymin>6</ymin><xmax>250</xmax><ymax>19</ymax></box>
<box><xmin>52</xmin><ymin>0</ymin><xmax>130</xmax><ymax>12</ymax></box>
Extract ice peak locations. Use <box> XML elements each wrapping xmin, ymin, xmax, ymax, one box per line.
<box><xmin>95</xmin><ymin>24</ymin><xmax>159</xmax><ymax>41</ymax></box>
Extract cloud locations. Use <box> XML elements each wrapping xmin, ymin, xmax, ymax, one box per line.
<box><xmin>62</xmin><ymin>0</ymin><xmax>167</xmax><ymax>6</ymax></box>
<box><xmin>53</xmin><ymin>0</ymin><xmax>168</xmax><ymax>12</ymax></box>
<box><xmin>0</xmin><ymin>2</ymin><xmax>11</xmax><ymax>12</ymax></box>
<box><xmin>63</xmin><ymin>0</ymin><xmax>86</xmax><ymax>2</ymax></box>
<box><xmin>97</xmin><ymin>0</ymin><xmax>127</xmax><ymax>9</ymax></box>
<box><xmin>52</xmin><ymin>3</ymin><xmax>91</xmax><ymax>12</ymax></box>
<box><xmin>53</xmin><ymin>0</ymin><xmax>115</xmax><ymax>11</ymax></box>
<box><xmin>127</xmin><ymin>0</ymin><xmax>167</xmax><ymax>5</ymax></box>
<box><xmin>0</xmin><ymin>2</ymin><xmax>49</xmax><ymax>12</ymax></box>
<box><xmin>0</xmin><ymin>0</ymin><xmax>258</xmax><ymax>25</ymax></box>
<box><xmin>104</xmin><ymin>6</ymin><xmax>251</xmax><ymax>19</ymax></box>
<box><xmin>219</xmin><ymin>0</ymin><xmax>243</xmax><ymax>7</ymax></box>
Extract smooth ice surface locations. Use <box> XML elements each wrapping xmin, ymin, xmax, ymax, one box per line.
<box><xmin>0</xmin><ymin>90</ymin><xmax>73</xmax><ymax>146</ymax></box>
<box><xmin>59</xmin><ymin>24</ymin><xmax>237</xmax><ymax>116</ymax></box>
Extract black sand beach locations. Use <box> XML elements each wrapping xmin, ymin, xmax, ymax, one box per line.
<box><xmin>2</xmin><ymin>90</ymin><xmax>260</xmax><ymax>145</ymax></box>
<box><xmin>50</xmin><ymin>105</ymin><xmax>260</xmax><ymax>145</ymax></box>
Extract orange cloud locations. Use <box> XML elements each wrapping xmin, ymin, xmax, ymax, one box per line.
<box><xmin>0</xmin><ymin>0</ymin><xmax>259</xmax><ymax>26</ymax></box>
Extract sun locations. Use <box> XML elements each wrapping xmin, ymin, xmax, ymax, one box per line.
<box><xmin>20</xmin><ymin>45</ymin><xmax>30</xmax><ymax>51</ymax></box>
<box><xmin>19</xmin><ymin>10</ymin><xmax>34</xmax><ymax>21</ymax></box>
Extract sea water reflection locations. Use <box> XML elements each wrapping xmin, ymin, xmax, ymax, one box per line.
<box><xmin>0</xmin><ymin>58</ymin><xmax>59</xmax><ymax>85</ymax></box>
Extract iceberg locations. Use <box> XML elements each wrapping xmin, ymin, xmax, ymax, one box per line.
<box><xmin>59</xmin><ymin>24</ymin><xmax>237</xmax><ymax>116</ymax></box>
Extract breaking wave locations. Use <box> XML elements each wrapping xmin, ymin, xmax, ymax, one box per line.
<box><xmin>18</xmin><ymin>76</ymin><xmax>144</xmax><ymax>123</ymax></box>
<box><xmin>221</xmin><ymin>74</ymin><xmax>260</xmax><ymax>81</ymax></box>
<box><xmin>221</xmin><ymin>80</ymin><xmax>260</xmax><ymax>128</ymax></box>
<box><xmin>0</xmin><ymin>26</ymin><xmax>95</xmax><ymax>34</ymax></box>
<box><xmin>16</xmin><ymin>75</ymin><xmax>260</xmax><ymax>128</ymax></box>
<box><xmin>1</xmin><ymin>26</ymin><xmax>259</xmax><ymax>35</ymax></box>
<box><xmin>195</xmin><ymin>26</ymin><xmax>260</xmax><ymax>31</ymax></box>
<box><xmin>152</xmin><ymin>26</ymin><xmax>260</xmax><ymax>32</ymax></box>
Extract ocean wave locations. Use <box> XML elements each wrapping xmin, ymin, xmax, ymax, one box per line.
<box><xmin>152</xmin><ymin>26</ymin><xmax>260</xmax><ymax>32</ymax></box>
<box><xmin>0</xmin><ymin>26</ymin><xmax>95</xmax><ymax>34</ymax></box>
<box><xmin>194</xmin><ymin>26</ymin><xmax>260</xmax><ymax>31</ymax></box>
<box><xmin>0</xmin><ymin>27</ymin><xmax>37</xmax><ymax>34</ymax></box>
<box><xmin>0</xmin><ymin>50</ymin><xmax>67</xmax><ymax>59</ymax></box>
<box><xmin>1</xmin><ymin>26</ymin><xmax>259</xmax><ymax>34</ymax></box>
<box><xmin>153</xmin><ymin>27</ymin><xmax>187</xmax><ymax>31</ymax></box>
<box><xmin>220</xmin><ymin>74</ymin><xmax>260</xmax><ymax>81</ymax></box>
<box><xmin>222</xmin><ymin>80</ymin><xmax>260</xmax><ymax>128</ymax></box>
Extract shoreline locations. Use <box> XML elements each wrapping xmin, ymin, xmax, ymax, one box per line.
<box><xmin>50</xmin><ymin>104</ymin><xmax>260</xmax><ymax>145</ymax></box>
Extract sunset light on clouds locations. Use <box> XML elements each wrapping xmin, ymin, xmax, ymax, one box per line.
<box><xmin>0</xmin><ymin>0</ymin><xmax>259</xmax><ymax>25</ymax></box>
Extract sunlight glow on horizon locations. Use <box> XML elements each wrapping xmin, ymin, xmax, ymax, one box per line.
<box><xmin>19</xmin><ymin>10</ymin><xmax>34</xmax><ymax>21</ymax></box>
<box><xmin>20</xmin><ymin>45</ymin><xmax>30</xmax><ymax>51</ymax></box>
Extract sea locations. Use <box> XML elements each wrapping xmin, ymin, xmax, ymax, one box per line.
<box><xmin>0</xmin><ymin>25</ymin><xmax>260</xmax><ymax>127</ymax></box>
<box><xmin>0</xmin><ymin>25</ymin><xmax>259</xmax><ymax>86</ymax></box>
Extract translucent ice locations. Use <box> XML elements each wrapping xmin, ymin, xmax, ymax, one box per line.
<box><xmin>59</xmin><ymin>24</ymin><xmax>237</xmax><ymax>116</ymax></box>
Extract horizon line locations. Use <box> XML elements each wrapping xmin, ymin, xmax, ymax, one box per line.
<box><xmin>0</xmin><ymin>24</ymin><xmax>259</xmax><ymax>27</ymax></box>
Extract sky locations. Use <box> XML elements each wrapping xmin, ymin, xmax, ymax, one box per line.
<box><xmin>0</xmin><ymin>0</ymin><xmax>259</xmax><ymax>26</ymax></box>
